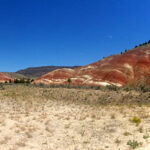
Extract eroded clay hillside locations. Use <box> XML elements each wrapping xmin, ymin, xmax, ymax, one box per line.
<box><xmin>0</xmin><ymin>73</ymin><xmax>12</xmax><ymax>83</ymax></box>
<box><xmin>35</xmin><ymin>44</ymin><xmax>150</xmax><ymax>86</ymax></box>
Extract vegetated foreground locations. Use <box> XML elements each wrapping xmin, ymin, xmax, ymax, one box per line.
<box><xmin>1</xmin><ymin>85</ymin><xmax>150</xmax><ymax>150</ymax></box>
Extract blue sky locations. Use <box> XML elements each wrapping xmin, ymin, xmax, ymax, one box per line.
<box><xmin>0</xmin><ymin>0</ymin><xmax>150</xmax><ymax>72</ymax></box>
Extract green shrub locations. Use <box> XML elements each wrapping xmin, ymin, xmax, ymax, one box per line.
<box><xmin>67</xmin><ymin>78</ymin><xmax>71</xmax><ymax>85</ymax></box>
<box><xmin>123</xmin><ymin>86</ymin><xmax>135</xmax><ymax>91</ymax></box>
<box><xmin>127</xmin><ymin>140</ymin><xmax>142</xmax><ymax>149</ymax></box>
<box><xmin>130</xmin><ymin>117</ymin><xmax>141</xmax><ymax>126</ymax></box>
<box><xmin>143</xmin><ymin>134</ymin><xmax>149</xmax><ymax>139</ymax></box>
<box><xmin>140</xmin><ymin>86</ymin><xmax>150</xmax><ymax>92</ymax></box>
<box><xmin>14</xmin><ymin>78</ymin><xmax>33</xmax><ymax>84</ymax></box>
<box><xmin>105</xmin><ymin>85</ymin><xmax>119</xmax><ymax>91</ymax></box>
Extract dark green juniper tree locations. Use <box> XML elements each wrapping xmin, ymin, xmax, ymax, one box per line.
<box><xmin>68</xmin><ymin>78</ymin><xmax>72</xmax><ymax>86</ymax></box>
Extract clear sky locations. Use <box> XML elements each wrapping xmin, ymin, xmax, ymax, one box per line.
<box><xmin>0</xmin><ymin>0</ymin><xmax>150</xmax><ymax>72</ymax></box>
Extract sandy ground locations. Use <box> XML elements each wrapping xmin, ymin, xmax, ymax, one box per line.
<box><xmin>0</xmin><ymin>85</ymin><xmax>150</xmax><ymax>150</ymax></box>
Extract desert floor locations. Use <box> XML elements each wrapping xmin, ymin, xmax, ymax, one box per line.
<box><xmin>0</xmin><ymin>85</ymin><xmax>150</xmax><ymax>150</ymax></box>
